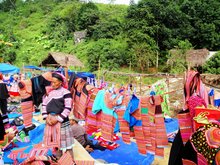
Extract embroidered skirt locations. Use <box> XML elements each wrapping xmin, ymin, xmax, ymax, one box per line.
<box><xmin>60</xmin><ymin>121</ymin><xmax>74</xmax><ymax>152</ymax></box>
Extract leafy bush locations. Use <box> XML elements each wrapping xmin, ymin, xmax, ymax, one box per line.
<box><xmin>203</xmin><ymin>52</ymin><xmax>220</xmax><ymax>74</ymax></box>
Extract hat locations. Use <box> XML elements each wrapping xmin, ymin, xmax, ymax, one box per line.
<box><xmin>69</xmin><ymin>115</ymin><xmax>80</xmax><ymax>122</ymax></box>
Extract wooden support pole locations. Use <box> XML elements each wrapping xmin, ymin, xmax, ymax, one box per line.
<box><xmin>98</xmin><ymin>59</ymin><xmax>101</xmax><ymax>84</ymax></box>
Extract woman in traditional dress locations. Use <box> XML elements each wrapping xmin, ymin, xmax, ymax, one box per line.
<box><xmin>42</xmin><ymin>72</ymin><xmax>74</xmax><ymax>159</ymax></box>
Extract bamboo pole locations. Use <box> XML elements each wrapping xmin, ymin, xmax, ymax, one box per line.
<box><xmin>129</xmin><ymin>61</ymin><xmax>131</xmax><ymax>83</ymax></box>
<box><xmin>102</xmin><ymin>70</ymin><xmax>178</xmax><ymax>78</ymax></box>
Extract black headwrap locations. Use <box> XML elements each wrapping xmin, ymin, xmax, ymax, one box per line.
<box><xmin>52</xmin><ymin>72</ymin><xmax>63</xmax><ymax>82</ymax></box>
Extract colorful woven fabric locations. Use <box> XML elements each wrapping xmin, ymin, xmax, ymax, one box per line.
<box><xmin>43</xmin><ymin>122</ymin><xmax>61</xmax><ymax>148</ymax></box>
<box><xmin>60</xmin><ymin>121</ymin><xmax>74</xmax><ymax>152</ymax></box>
<box><xmin>154</xmin><ymin>81</ymin><xmax>170</xmax><ymax>115</ymax></box>
<box><xmin>205</xmin><ymin>127</ymin><xmax>220</xmax><ymax>149</ymax></box>
<box><xmin>182</xmin><ymin>159</ymin><xmax>197</xmax><ymax>165</ymax></box>
<box><xmin>116</xmin><ymin>109</ymin><xmax>130</xmax><ymax>144</ymax></box>
<box><xmin>20</xmin><ymin>100</ymin><xmax>34</xmax><ymax>128</ymax></box>
<box><xmin>19</xmin><ymin>79</ymin><xmax>34</xmax><ymax>129</ymax></box>
<box><xmin>75</xmin><ymin>160</ymin><xmax>94</xmax><ymax>165</ymax></box>
<box><xmin>134</xmin><ymin>126</ymin><xmax>147</xmax><ymax>155</ymax></box>
<box><xmin>58</xmin><ymin>151</ymin><xmax>75</xmax><ymax>165</ymax></box>
<box><xmin>71</xmin><ymin>78</ymin><xmax>88</xmax><ymax>120</ymax></box>
<box><xmin>191</xmin><ymin>123</ymin><xmax>220</xmax><ymax>165</ymax></box>
<box><xmin>197</xmin><ymin>152</ymin><xmax>208</xmax><ymax>165</ymax></box>
<box><xmin>101</xmin><ymin>113</ymin><xmax>116</xmax><ymax>141</ymax></box>
<box><xmin>187</xmin><ymin>95</ymin><xmax>207</xmax><ymax>121</ymax></box>
<box><xmin>140</xmin><ymin>96</ymin><xmax>168</xmax><ymax>157</ymax></box>
<box><xmin>86</xmin><ymin>88</ymin><xmax>100</xmax><ymax>131</ymax></box>
<box><xmin>177</xmin><ymin>111</ymin><xmax>193</xmax><ymax>143</ymax></box>
<box><xmin>215</xmin><ymin>150</ymin><xmax>220</xmax><ymax>165</ymax></box>
<box><xmin>155</xmin><ymin>113</ymin><xmax>168</xmax><ymax>148</ymax></box>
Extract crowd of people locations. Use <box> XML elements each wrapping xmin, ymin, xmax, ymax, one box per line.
<box><xmin>0</xmin><ymin>71</ymin><xmax>105</xmax><ymax>164</ymax></box>
<box><xmin>0</xmin><ymin>68</ymin><xmax>219</xmax><ymax>165</ymax></box>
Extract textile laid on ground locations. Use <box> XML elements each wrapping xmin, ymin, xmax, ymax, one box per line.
<box><xmin>90</xmin><ymin>137</ymin><xmax>155</xmax><ymax>165</ymax></box>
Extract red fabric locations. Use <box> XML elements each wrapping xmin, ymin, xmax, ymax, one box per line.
<box><xmin>194</xmin><ymin>107</ymin><xmax>220</xmax><ymax>130</ymax></box>
<box><xmin>182</xmin><ymin>159</ymin><xmax>197</xmax><ymax>165</ymax></box>
<box><xmin>9</xmin><ymin>91</ymin><xmax>20</xmax><ymax>96</ymax></box>
<box><xmin>177</xmin><ymin>112</ymin><xmax>193</xmax><ymax>143</ymax></box>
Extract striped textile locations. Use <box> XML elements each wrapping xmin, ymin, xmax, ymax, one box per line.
<box><xmin>74</xmin><ymin>91</ymin><xmax>88</xmax><ymax>120</ymax></box>
<box><xmin>215</xmin><ymin>150</ymin><xmax>220</xmax><ymax>165</ymax></box>
<box><xmin>116</xmin><ymin>108</ymin><xmax>131</xmax><ymax>144</ymax></box>
<box><xmin>121</xmin><ymin>134</ymin><xmax>131</xmax><ymax>144</ymax></box>
<box><xmin>86</xmin><ymin>89</ymin><xmax>100</xmax><ymax>131</ymax></box>
<box><xmin>58</xmin><ymin>151</ymin><xmax>75</xmax><ymax>165</ymax></box>
<box><xmin>60</xmin><ymin>121</ymin><xmax>74</xmax><ymax>152</ymax></box>
<box><xmin>75</xmin><ymin>160</ymin><xmax>95</xmax><ymax>165</ymax></box>
<box><xmin>177</xmin><ymin>112</ymin><xmax>193</xmax><ymax>143</ymax></box>
<box><xmin>182</xmin><ymin>159</ymin><xmax>197</xmax><ymax>165</ymax></box>
<box><xmin>20</xmin><ymin>100</ymin><xmax>34</xmax><ymax>127</ymax></box>
<box><xmin>101</xmin><ymin>113</ymin><xmax>116</xmax><ymax>141</ymax></box>
<box><xmin>141</xmin><ymin>114</ymin><xmax>151</xmax><ymax>146</ymax></box>
<box><xmin>43</xmin><ymin>122</ymin><xmax>61</xmax><ymax>148</ymax></box>
<box><xmin>197</xmin><ymin>152</ymin><xmax>208</xmax><ymax>165</ymax></box>
<box><xmin>134</xmin><ymin>126</ymin><xmax>147</xmax><ymax>155</ymax></box>
<box><xmin>155</xmin><ymin>113</ymin><xmax>168</xmax><ymax>148</ymax></box>
<box><xmin>140</xmin><ymin>96</ymin><xmax>168</xmax><ymax>157</ymax></box>
<box><xmin>8</xmin><ymin>147</ymin><xmax>27</xmax><ymax>161</ymax></box>
<box><xmin>155</xmin><ymin>147</ymin><xmax>164</xmax><ymax>158</ymax></box>
<box><xmin>29</xmin><ymin>146</ymin><xmax>49</xmax><ymax>158</ymax></box>
<box><xmin>71</xmin><ymin>78</ymin><xmax>88</xmax><ymax>120</ymax></box>
<box><xmin>19</xmin><ymin>79</ymin><xmax>34</xmax><ymax>128</ymax></box>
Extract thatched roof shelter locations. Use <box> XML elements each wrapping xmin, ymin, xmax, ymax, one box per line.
<box><xmin>40</xmin><ymin>52</ymin><xmax>84</xmax><ymax>68</ymax></box>
<box><xmin>186</xmin><ymin>48</ymin><xmax>209</xmax><ymax>67</ymax></box>
<box><xmin>169</xmin><ymin>48</ymin><xmax>209</xmax><ymax>67</ymax></box>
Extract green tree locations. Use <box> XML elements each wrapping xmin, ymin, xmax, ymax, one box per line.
<box><xmin>131</xmin><ymin>43</ymin><xmax>157</xmax><ymax>72</ymax></box>
<box><xmin>203</xmin><ymin>52</ymin><xmax>220</xmax><ymax>74</ymax></box>
<box><xmin>86</xmin><ymin>39</ymin><xmax>128</xmax><ymax>71</ymax></box>
<box><xmin>0</xmin><ymin>0</ymin><xmax>16</xmax><ymax>12</ymax></box>
<box><xmin>167</xmin><ymin>40</ymin><xmax>193</xmax><ymax>73</ymax></box>
<box><xmin>0</xmin><ymin>34</ymin><xmax>17</xmax><ymax>63</ymax></box>
<box><xmin>77</xmin><ymin>2</ymin><xmax>100</xmax><ymax>31</ymax></box>
<box><xmin>90</xmin><ymin>19</ymin><xmax>123</xmax><ymax>40</ymax></box>
<box><xmin>180</xmin><ymin>0</ymin><xmax>220</xmax><ymax>50</ymax></box>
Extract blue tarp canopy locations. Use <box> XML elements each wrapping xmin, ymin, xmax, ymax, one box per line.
<box><xmin>56</xmin><ymin>68</ymin><xmax>95</xmax><ymax>79</ymax></box>
<box><xmin>24</xmin><ymin>65</ymin><xmax>48</xmax><ymax>71</ymax></box>
<box><xmin>0</xmin><ymin>63</ymin><xmax>20</xmax><ymax>74</ymax></box>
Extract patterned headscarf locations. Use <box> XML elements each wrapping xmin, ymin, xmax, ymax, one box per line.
<box><xmin>52</xmin><ymin>72</ymin><xmax>68</xmax><ymax>89</ymax></box>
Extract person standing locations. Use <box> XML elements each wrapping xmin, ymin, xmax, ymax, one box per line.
<box><xmin>42</xmin><ymin>72</ymin><xmax>74</xmax><ymax>159</ymax></box>
<box><xmin>0</xmin><ymin>73</ymin><xmax>10</xmax><ymax>129</ymax></box>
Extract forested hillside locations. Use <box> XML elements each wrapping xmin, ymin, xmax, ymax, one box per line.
<box><xmin>0</xmin><ymin>0</ymin><xmax>220</xmax><ymax>73</ymax></box>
